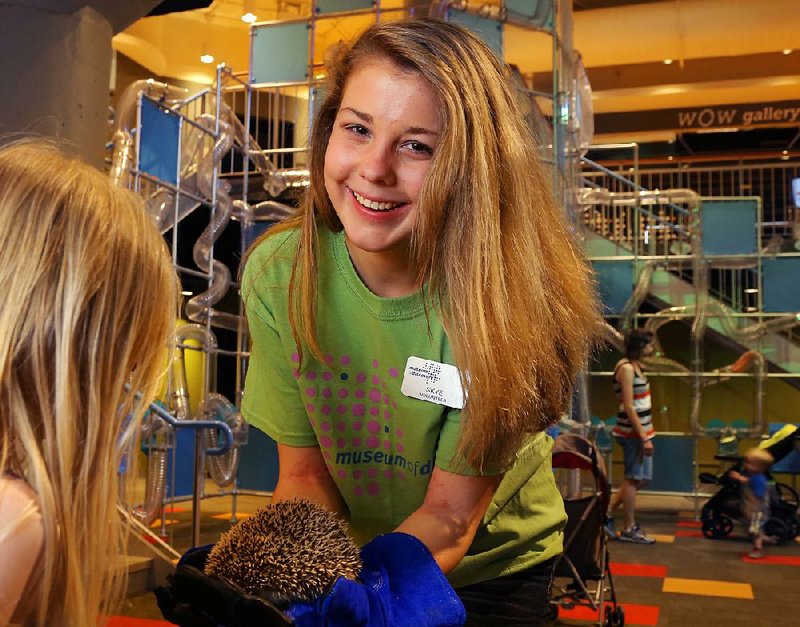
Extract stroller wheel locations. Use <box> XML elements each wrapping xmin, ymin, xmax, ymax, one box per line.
<box><xmin>546</xmin><ymin>602</ymin><xmax>559</xmax><ymax>621</ymax></box>
<box><xmin>763</xmin><ymin>518</ymin><xmax>789</xmax><ymax>545</ymax></box>
<box><xmin>787</xmin><ymin>518</ymin><xmax>799</xmax><ymax>540</ymax></box>
<box><xmin>702</xmin><ymin>515</ymin><xmax>733</xmax><ymax>539</ymax></box>
<box><xmin>603</xmin><ymin>605</ymin><xmax>625</xmax><ymax>627</ymax></box>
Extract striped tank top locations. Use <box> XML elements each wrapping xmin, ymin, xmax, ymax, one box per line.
<box><xmin>612</xmin><ymin>360</ymin><xmax>655</xmax><ymax>439</ymax></box>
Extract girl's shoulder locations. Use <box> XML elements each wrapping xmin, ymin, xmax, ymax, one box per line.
<box><xmin>0</xmin><ymin>473</ymin><xmax>42</xmax><ymax>543</ymax></box>
<box><xmin>614</xmin><ymin>359</ymin><xmax>633</xmax><ymax>373</ymax></box>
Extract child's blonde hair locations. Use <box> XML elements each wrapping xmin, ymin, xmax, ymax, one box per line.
<box><xmin>745</xmin><ymin>447</ymin><xmax>774</xmax><ymax>472</ymax></box>
<box><xmin>246</xmin><ymin>18</ymin><xmax>601</xmax><ymax>470</ymax></box>
<box><xmin>0</xmin><ymin>139</ymin><xmax>177</xmax><ymax>624</ymax></box>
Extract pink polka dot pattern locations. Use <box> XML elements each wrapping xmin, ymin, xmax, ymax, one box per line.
<box><xmin>353</xmin><ymin>469</ymin><xmax>363</xmax><ymax>479</ymax></box>
<box><xmin>306</xmin><ymin>403</ymin><xmax>315</xmax><ymax>413</ymax></box>
<box><xmin>353</xmin><ymin>421</ymin><xmax>362</xmax><ymax>431</ymax></box>
<box><xmin>367</xmin><ymin>468</ymin><xmax>378</xmax><ymax>478</ymax></box>
<box><xmin>384</xmin><ymin>410</ymin><xmax>391</xmax><ymax>420</ymax></box>
<box><xmin>366</xmin><ymin>435</ymin><xmax>379</xmax><ymax>448</ymax></box>
<box><xmin>320</xmin><ymin>421</ymin><xmax>331</xmax><ymax>432</ymax></box>
<box><xmin>369</xmin><ymin>389</ymin><xmax>381</xmax><ymax>402</ymax></box>
<box><xmin>396</xmin><ymin>429</ymin><xmax>404</xmax><ymax>438</ymax></box>
<box><xmin>320</xmin><ymin>436</ymin><xmax>332</xmax><ymax>448</ymax></box>
<box><xmin>372</xmin><ymin>375</ymin><xmax>380</xmax><ymax>385</ymax></box>
<box><xmin>352</xmin><ymin>437</ymin><xmax>362</xmax><ymax>447</ymax></box>
<box><xmin>322</xmin><ymin>388</ymin><xmax>332</xmax><ymax>398</ymax></box>
<box><xmin>355</xmin><ymin>389</ymin><xmax>365</xmax><ymax>399</ymax></box>
<box><xmin>367</xmin><ymin>483</ymin><xmax>380</xmax><ymax>496</ymax></box>
<box><xmin>338</xmin><ymin>389</ymin><xmax>348</xmax><ymax>399</ymax></box>
<box><xmin>337</xmin><ymin>469</ymin><xmax>347</xmax><ymax>479</ymax></box>
<box><xmin>336</xmin><ymin>405</ymin><xmax>347</xmax><ymax>415</ymax></box>
<box><xmin>372</xmin><ymin>360</ymin><xmax>379</xmax><ymax>368</ymax></box>
<box><xmin>366</xmin><ymin>420</ymin><xmax>380</xmax><ymax>433</ymax></box>
<box><xmin>383</xmin><ymin>440</ymin><xmax>390</xmax><ymax>450</ymax></box>
<box><xmin>321</xmin><ymin>405</ymin><xmax>331</xmax><ymax>415</ymax></box>
<box><xmin>325</xmin><ymin>354</ymin><xmax>334</xmax><ymax>365</ymax></box>
<box><xmin>307</xmin><ymin>371</ymin><xmax>317</xmax><ymax>380</ymax></box>
<box><xmin>352</xmin><ymin>404</ymin><xmax>365</xmax><ymax>417</ymax></box>
<box><xmin>354</xmin><ymin>486</ymin><xmax>363</xmax><ymax>496</ymax></box>
<box><xmin>337</xmin><ymin>438</ymin><xmax>346</xmax><ymax>448</ymax></box>
<box><xmin>335</xmin><ymin>421</ymin><xmax>346</xmax><ymax>431</ymax></box>
<box><xmin>397</xmin><ymin>443</ymin><xmax>405</xmax><ymax>453</ymax></box>
<box><xmin>370</xmin><ymin>407</ymin><xmax>379</xmax><ymax>416</ymax></box>
<box><xmin>383</xmin><ymin>469</ymin><xmax>393</xmax><ymax>479</ymax></box>
<box><xmin>291</xmin><ymin>353</ymin><xmax>300</xmax><ymax>363</ymax></box>
<box><xmin>356</xmin><ymin>373</ymin><xmax>367</xmax><ymax>384</ymax></box>
<box><xmin>323</xmin><ymin>372</ymin><xmax>333</xmax><ymax>381</ymax></box>
<box><xmin>340</xmin><ymin>355</ymin><xmax>351</xmax><ymax>366</ymax></box>
<box><xmin>305</xmin><ymin>388</ymin><xmax>316</xmax><ymax>398</ymax></box>
<box><xmin>389</xmin><ymin>367</ymin><xmax>399</xmax><ymax>378</ymax></box>
<box><xmin>292</xmin><ymin>369</ymin><xmax>301</xmax><ymax>379</ymax></box>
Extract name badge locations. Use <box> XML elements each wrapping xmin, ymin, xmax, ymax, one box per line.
<box><xmin>401</xmin><ymin>356</ymin><xmax>465</xmax><ymax>409</ymax></box>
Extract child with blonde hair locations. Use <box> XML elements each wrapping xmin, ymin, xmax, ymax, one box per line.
<box><xmin>730</xmin><ymin>447</ymin><xmax>774</xmax><ymax>559</ymax></box>
<box><xmin>0</xmin><ymin>140</ymin><xmax>177</xmax><ymax>625</ymax></box>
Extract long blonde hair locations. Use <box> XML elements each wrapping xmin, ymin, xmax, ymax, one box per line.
<box><xmin>248</xmin><ymin>18</ymin><xmax>601</xmax><ymax>470</ymax></box>
<box><xmin>0</xmin><ymin>140</ymin><xmax>177</xmax><ymax>624</ymax></box>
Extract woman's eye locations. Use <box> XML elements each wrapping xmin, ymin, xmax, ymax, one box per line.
<box><xmin>344</xmin><ymin>123</ymin><xmax>369</xmax><ymax>136</ymax></box>
<box><xmin>403</xmin><ymin>141</ymin><xmax>433</xmax><ymax>156</ymax></box>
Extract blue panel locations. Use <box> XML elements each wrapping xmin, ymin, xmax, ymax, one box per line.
<box><xmin>251</xmin><ymin>21</ymin><xmax>310</xmax><ymax>84</ymax></box>
<box><xmin>445</xmin><ymin>10</ymin><xmax>503</xmax><ymax>59</ymax></box>
<box><xmin>592</xmin><ymin>260</ymin><xmax>634</xmax><ymax>315</ymax></box>
<box><xmin>237</xmin><ymin>427</ymin><xmax>280</xmax><ymax>491</ymax></box>
<box><xmin>164</xmin><ymin>428</ymin><xmax>197</xmax><ymax>498</ymax></box>
<box><xmin>505</xmin><ymin>0</ymin><xmax>555</xmax><ymax>29</ymax></box>
<box><xmin>701</xmin><ymin>199</ymin><xmax>758</xmax><ymax>255</ymax></box>
<box><xmin>139</xmin><ymin>97</ymin><xmax>180</xmax><ymax>186</ymax></box>
<box><xmin>316</xmin><ymin>0</ymin><xmax>373</xmax><ymax>14</ymax></box>
<box><xmin>646</xmin><ymin>435</ymin><xmax>695</xmax><ymax>493</ymax></box>
<box><xmin>762</xmin><ymin>257</ymin><xmax>800</xmax><ymax>312</ymax></box>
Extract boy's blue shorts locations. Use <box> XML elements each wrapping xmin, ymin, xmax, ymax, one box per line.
<box><xmin>616</xmin><ymin>436</ymin><xmax>653</xmax><ymax>483</ymax></box>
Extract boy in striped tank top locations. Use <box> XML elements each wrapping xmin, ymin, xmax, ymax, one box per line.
<box><xmin>605</xmin><ymin>329</ymin><xmax>656</xmax><ymax>544</ymax></box>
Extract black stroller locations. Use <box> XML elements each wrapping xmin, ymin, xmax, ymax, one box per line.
<box><xmin>700</xmin><ymin>424</ymin><xmax>800</xmax><ymax>544</ymax></box>
<box><xmin>548</xmin><ymin>433</ymin><xmax>623</xmax><ymax>627</ymax></box>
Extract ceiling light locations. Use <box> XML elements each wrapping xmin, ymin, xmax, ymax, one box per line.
<box><xmin>181</xmin><ymin>290</ymin><xmax>193</xmax><ymax>296</ymax></box>
<box><xmin>783</xmin><ymin>49</ymin><xmax>793</xmax><ymax>55</ymax></box>
<box><xmin>667</xmin><ymin>156</ymin><xmax>674</xmax><ymax>161</ymax></box>
<box><xmin>783</xmin><ymin>150</ymin><xmax>789</xmax><ymax>155</ymax></box>
<box><xmin>663</xmin><ymin>59</ymin><xmax>673</xmax><ymax>65</ymax></box>
<box><xmin>782</xmin><ymin>155</ymin><xmax>790</xmax><ymax>161</ymax></box>
<box><xmin>200</xmin><ymin>54</ymin><xmax>214</xmax><ymax>64</ymax></box>
<box><xmin>241</xmin><ymin>12</ymin><xmax>257</xmax><ymax>23</ymax></box>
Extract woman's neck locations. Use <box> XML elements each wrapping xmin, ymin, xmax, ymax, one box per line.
<box><xmin>345</xmin><ymin>239</ymin><xmax>418</xmax><ymax>298</ymax></box>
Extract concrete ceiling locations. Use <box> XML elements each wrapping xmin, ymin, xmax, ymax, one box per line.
<box><xmin>115</xmin><ymin>0</ymin><xmax>800</xmax><ymax>145</ymax></box>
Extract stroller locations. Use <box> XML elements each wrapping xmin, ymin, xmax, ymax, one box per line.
<box><xmin>700</xmin><ymin>424</ymin><xmax>800</xmax><ymax>544</ymax></box>
<box><xmin>548</xmin><ymin>433</ymin><xmax>624</xmax><ymax>627</ymax></box>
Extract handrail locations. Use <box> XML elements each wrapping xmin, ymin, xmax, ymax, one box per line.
<box><xmin>147</xmin><ymin>399</ymin><xmax>233</xmax><ymax>457</ymax></box>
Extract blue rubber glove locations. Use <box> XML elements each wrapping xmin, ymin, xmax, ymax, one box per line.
<box><xmin>288</xmin><ymin>532</ymin><xmax>466</xmax><ymax>627</ymax></box>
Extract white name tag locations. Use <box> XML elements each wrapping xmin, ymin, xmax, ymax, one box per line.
<box><xmin>401</xmin><ymin>356</ymin><xmax>465</xmax><ymax>409</ymax></box>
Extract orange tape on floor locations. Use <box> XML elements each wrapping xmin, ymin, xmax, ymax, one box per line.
<box><xmin>676</xmin><ymin>520</ymin><xmax>702</xmax><ymax>528</ymax></box>
<box><xmin>663</xmin><ymin>577</ymin><xmax>754</xmax><ymax>599</ymax></box>
<box><xmin>557</xmin><ymin>602</ymin><xmax>660</xmax><ymax>625</ymax></box>
<box><xmin>107</xmin><ymin>617</ymin><xmax>172</xmax><ymax>626</ymax></box>
<box><xmin>742</xmin><ymin>554</ymin><xmax>800</xmax><ymax>566</ymax></box>
<box><xmin>674</xmin><ymin>530</ymin><xmax>705</xmax><ymax>538</ymax></box>
<box><xmin>610</xmin><ymin>562</ymin><xmax>668</xmax><ymax>578</ymax></box>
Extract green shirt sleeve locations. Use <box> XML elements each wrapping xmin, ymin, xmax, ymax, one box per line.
<box><xmin>240</xmin><ymin>240</ymin><xmax>317</xmax><ymax>447</ymax></box>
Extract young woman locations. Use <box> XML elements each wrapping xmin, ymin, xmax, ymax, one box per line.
<box><xmin>606</xmin><ymin>328</ymin><xmax>657</xmax><ymax>544</ymax></box>
<box><xmin>0</xmin><ymin>140</ymin><xmax>177</xmax><ymax>625</ymax></box>
<box><xmin>241</xmin><ymin>18</ymin><xmax>600</xmax><ymax>625</ymax></box>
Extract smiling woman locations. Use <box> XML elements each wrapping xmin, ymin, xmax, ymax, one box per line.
<box><xmin>236</xmin><ymin>17</ymin><xmax>602</xmax><ymax>627</ymax></box>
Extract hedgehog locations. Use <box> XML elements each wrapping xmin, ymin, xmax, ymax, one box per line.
<box><xmin>204</xmin><ymin>498</ymin><xmax>362</xmax><ymax>603</ymax></box>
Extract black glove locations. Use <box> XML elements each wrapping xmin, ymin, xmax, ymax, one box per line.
<box><xmin>154</xmin><ymin>544</ymin><xmax>293</xmax><ymax>627</ymax></box>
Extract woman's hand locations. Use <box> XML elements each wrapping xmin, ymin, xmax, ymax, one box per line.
<box><xmin>642</xmin><ymin>439</ymin><xmax>654</xmax><ymax>456</ymax></box>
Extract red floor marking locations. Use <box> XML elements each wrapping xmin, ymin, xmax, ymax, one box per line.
<box><xmin>557</xmin><ymin>602</ymin><xmax>660</xmax><ymax>625</ymax></box>
<box><xmin>610</xmin><ymin>561</ymin><xmax>669</xmax><ymax>578</ymax></box>
<box><xmin>106</xmin><ymin>617</ymin><xmax>172</xmax><ymax>627</ymax></box>
<box><xmin>676</xmin><ymin>520</ymin><xmax>702</xmax><ymax>528</ymax></box>
<box><xmin>163</xmin><ymin>505</ymin><xmax>186</xmax><ymax>513</ymax></box>
<box><xmin>675</xmin><ymin>529</ymin><xmax>705</xmax><ymax>538</ymax></box>
<box><xmin>742</xmin><ymin>554</ymin><xmax>800</xmax><ymax>566</ymax></box>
